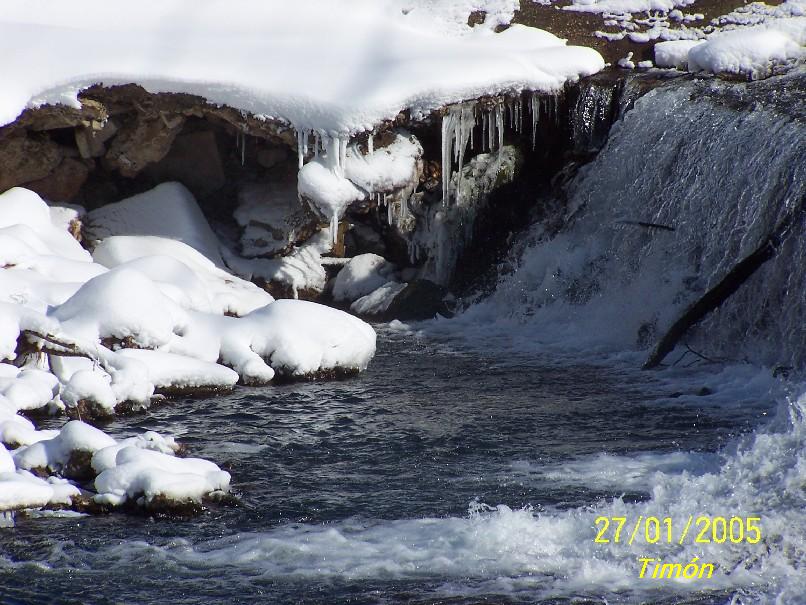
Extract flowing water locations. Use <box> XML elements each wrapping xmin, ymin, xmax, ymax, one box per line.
<box><xmin>1</xmin><ymin>70</ymin><xmax>804</xmax><ymax>604</ymax></box>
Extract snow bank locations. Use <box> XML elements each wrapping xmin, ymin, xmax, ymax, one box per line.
<box><xmin>0</xmin><ymin>0</ymin><xmax>604</xmax><ymax>133</ymax></box>
<box><xmin>332</xmin><ymin>254</ymin><xmax>398</xmax><ymax>303</ymax></box>
<box><xmin>688</xmin><ymin>23</ymin><xmax>806</xmax><ymax>77</ymax></box>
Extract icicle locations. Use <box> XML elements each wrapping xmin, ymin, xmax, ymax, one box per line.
<box><xmin>314</xmin><ymin>131</ymin><xmax>320</xmax><ymax>158</ymax></box>
<box><xmin>368</xmin><ymin>133</ymin><xmax>374</xmax><ymax>154</ymax></box>
<box><xmin>441</xmin><ymin>110</ymin><xmax>456</xmax><ymax>206</ymax></box>
<box><xmin>240</xmin><ymin>129</ymin><xmax>246</xmax><ymax>166</ymax></box>
<box><xmin>297</xmin><ymin>129</ymin><xmax>305</xmax><ymax>169</ymax></box>
<box><xmin>330</xmin><ymin>212</ymin><xmax>338</xmax><ymax>245</ymax></box>
<box><xmin>339</xmin><ymin>137</ymin><xmax>348</xmax><ymax>176</ymax></box>
<box><xmin>386</xmin><ymin>193</ymin><xmax>392</xmax><ymax>225</ymax></box>
<box><xmin>495</xmin><ymin>103</ymin><xmax>504</xmax><ymax>152</ymax></box>
<box><xmin>323</xmin><ymin>135</ymin><xmax>345</xmax><ymax>177</ymax></box>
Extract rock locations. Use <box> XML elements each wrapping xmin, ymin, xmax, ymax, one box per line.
<box><xmin>234</xmin><ymin>182</ymin><xmax>320</xmax><ymax>257</ymax></box>
<box><xmin>412</xmin><ymin>145</ymin><xmax>523</xmax><ymax>285</ymax></box>
<box><xmin>0</xmin><ymin>135</ymin><xmax>63</xmax><ymax>192</ymax></box>
<box><xmin>345</xmin><ymin>222</ymin><xmax>387</xmax><ymax>257</ymax></box>
<box><xmin>332</xmin><ymin>253</ymin><xmax>397</xmax><ymax>303</ymax></box>
<box><xmin>256</xmin><ymin>146</ymin><xmax>289</xmax><ymax>170</ymax></box>
<box><xmin>350</xmin><ymin>279</ymin><xmax>449</xmax><ymax>321</ymax></box>
<box><xmin>384</xmin><ymin>279</ymin><xmax>450</xmax><ymax>320</ymax></box>
<box><xmin>104</xmin><ymin>113</ymin><xmax>185</xmax><ymax>177</ymax></box>
<box><xmin>144</xmin><ymin>130</ymin><xmax>226</xmax><ymax>197</ymax></box>
<box><xmin>350</xmin><ymin>281</ymin><xmax>407</xmax><ymax>317</ymax></box>
<box><xmin>23</xmin><ymin>157</ymin><xmax>91</xmax><ymax>202</ymax></box>
<box><xmin>75</xmin><ymin>118</ymin><xmax>119</xmax><ymax>159</ymax></box>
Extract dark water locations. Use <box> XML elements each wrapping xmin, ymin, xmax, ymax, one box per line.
<box><xmin>0</xmin><ymin>331</ymin><xmax>775</xmax><ymax>605</ymax></box>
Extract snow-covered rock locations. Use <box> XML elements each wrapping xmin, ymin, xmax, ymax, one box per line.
<box><xmin>13</xmin><ymin>420</ymin><xmax>116</xmax><ymax>476</ymax></box>
<box><xmin>51</xmin><ymin>266</ymin><xmax>189</xmax><ymax>350</ymax></box>
<box><xmin>332</xmin><ymin>254</ymin><xmax>397</xmax><ymax>303</ymax></box>
<box><xmin>654</xmin><ymin>40</ymin><xmax>705</xmax><ymax>68</ymax></box>
<box><xmin>116</xmin><ymin>350</ymin><xmax>239</xmax><ymax>393</ymax></box>
<box><xmin>94</xmin><ymin>447</ymin><xmax>230</xmax><ymax>507</ymax></box>
<box><xmin>687</xmin><ymin>24</ymin><xmax>806</xmax><ymax>78</ymax></box>
<box><xmin>235</xmin><ymin>182</ymin><xmax>319</xmax><ymax>258</ymax></box>
<box><xmin>350</xmin><ymin>282</ymin><xmax>408</xmax><ymax>316</ymax></box>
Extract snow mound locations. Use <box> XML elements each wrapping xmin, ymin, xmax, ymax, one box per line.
<box><xmin>51</xmin><ymin>266</ymin><xmax>189</xmax><ymax>350</ymax></box>
<box><xmin>332</xmin><ymin>254</ymin><xmax>398</xmax><ymax>303</ymax></box>
<box><xmin>687</xmin><ymin>23</ymin><xmax>806</xmax><ymax>77</ymax></box>
<box><xmin>94</xmin><ymin>236</ymin><xmax>273</xmax><ymax>316</ymax></box>
<box><xmin>85</xmin><ymin>182</ymin><xmax>224</xmax><ymax>266</ymax></box>
<box><xmin>13</xmin><ymin>420</ymin><xmax>117</xmax><ymax>475</ymax></box>
<box><xmin>654</xmin><ymin>40</ymin><xmax>705</xmax><ymax>68</ymax></box>
<box><xmin>0</xmin><ymin>1</ymin><xmax>604</xmax><ymax>133</ymax></box>
<box><xmin>0</xmin><ymin>366</ymin><xmax>58</xmax><ymax>412</ymax></box>
<box><xmin>0</xmin><ymin>467</ymin><xmax>80</xmax><ymax>512</ymax></box>
<box><xmin>116</xmin><ymin>349</ymin><xmax>239</xmax><ymax>392</ymax></box>
<box><xmin>94</xmin><ymin>447</ymin><xmax>230</xmax><ymax>507</ymax></box>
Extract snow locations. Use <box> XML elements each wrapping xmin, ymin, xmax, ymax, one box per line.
<box><xmin>0</xmin><ymin>418</ymin><xmax>227</xmax><ymax>513</ymax></box>
<box><xmin>687</xmin><ymin>23</ymin><xmax>806</xmax><ymax>77</ymax></box>
<box><xmin>564</xmin><ymin>0</ymin><xmax>694</xmax><ymax>15</ymax></box>
<box><xmin>60</xmin><ymin>369</ymin><xmax>116</xmax><ymax>412</ymax></box>
<box><xmin>0</xmin><ymin>470</ymin><xmax>75</xmax><ymax>512</ymax></box>
<box><xmin>94</xmin><ymin>446</ymin><xmax>230</xmax><ymax>506</ymax></box>
<box><xmin>116</xmin><ymin>349</ymin><xmax>239</xmax><ymax>392</ymax></box>
<box><xmin>654</xmin><ymin>40</ymin><xmax>704</xmax><ymax>68</ymax></box>
<box><xmin>51</xmin><ymin>266</ymin><xmax>190</xmax><ymax>350</ymax></box>
<box><xmin>0</xmin><ymin>1</ymin><xmax>604</xmax><ymax>134</ymax></box>
<box><xmin>93</xmin><ymin>236</ymin><xmax>273</xmax><ymax>316</ymax></box>
<box><xmin>0</xmin><ymin>366</ymin><xmax>59</xmax><ymax>412</ymax></box>
<box><xmin>234</xmin><ymin>183</ymin><xmax>314</xmax><ymax>258</ymax></box>
<box><xmin>298</xmin><ymin>158</ymin><xmax>365</xmax><ymax>239</ymax></box>
<box><xmin>332</xmin><ymin>254</ymin><xmax>398</xmax><ymax>303</ymax></box>
<box><xmin>13</xmin><ymin>420</ymin><xmax>116</xmax><ymax>474</ymax></box>
<box><xmin>2</xmin><ymin>184</ymin><xmax>376</xmax><ymax>417</ymax></box>
<box><xmin>344</xmin><ymin>134</ymin><xmax>423</xmax><ymax>194</ymax></box>
<box><xmin>85</xmin><ymin>182</ymin><xmax>225</xmax><ymax>266</ymax></box>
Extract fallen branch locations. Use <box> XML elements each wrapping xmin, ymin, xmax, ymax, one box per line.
<box><xmin>644</xmin><ymin>199</ymin><xmax>804</xmax><ymax>369</ymax></box>
<box><xmin>617</xmin><ymin>220</ymin><xmax>676</xmax><ymax>232</ymax></box>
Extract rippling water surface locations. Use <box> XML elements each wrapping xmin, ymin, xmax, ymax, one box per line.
<box><xmin>2</xmin><ymin>328</ymin><xmax>792</xmax><ymax>605</ymax></box>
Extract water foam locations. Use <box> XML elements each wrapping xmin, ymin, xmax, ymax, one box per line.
<box><xmin>89</xmin><ymin>387</ymin><xmax>804</xmax><ymax>602</ymax></box>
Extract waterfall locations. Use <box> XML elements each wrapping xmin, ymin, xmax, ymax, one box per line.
<box><xmin>467</xmin><ymin>68</ymin><xmax>806</xmax><ymax>368</ymax></box>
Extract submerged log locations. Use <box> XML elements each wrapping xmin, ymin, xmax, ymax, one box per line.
<box><xmin>643</xmin><ymin>199</ymin><xmax>804</xmax><ymax>369</ymax></box>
